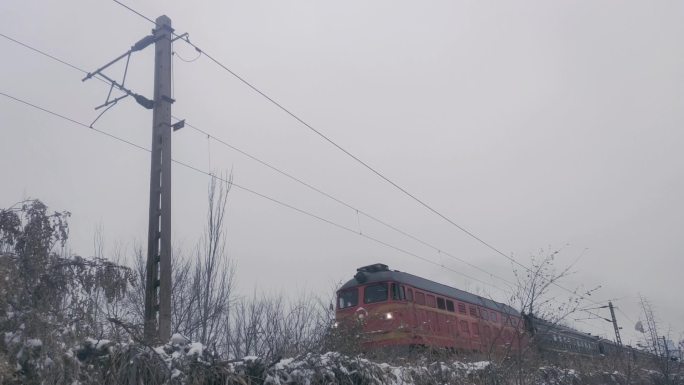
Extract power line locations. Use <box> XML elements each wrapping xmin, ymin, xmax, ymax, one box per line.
<box><xmin>107</xmin><ymin>1</ymin><xmax>602</xmax><ymax>306</ymax></box>
<box><xmin>2</xmin><ymin>23</ymin><xmax>603</xmax><ymax>307</ymax></box>
<box><xmin>108</xmin><ymin>0</ymin><xmax>525</xmax><ymax>274</ymax></box>
<box><xmin>0</xmin><ymin>90</ymin><xmax>509</xmax><ymax>295</ymax></box>
<box><xmin>617</xmin><ymin>307</ymin><xmax>636</xmax><ymax>325</ymax></box>
<box><xmin>112</xmin><ymin>0</ymin><xmax>156</xmax><ymax>24</ymax></box>
<box><xmin>0</xmin><ymin>91</ymin><xmax>147</xmax><ymax>152</ymax></box>
<box><xmin>175</xmin><ymin>34</ymin><xmax>612</xmax><ymax>307</ymax></box>
<box><xmin>0</xmin><ymin>30</ymin><xmax>515</xmax><ymax>290</ymax></box>
<box><xmin>178</xmin><ymin>119</ymin><xmax>516</xmax><ymax>288</ymax></box>
<box><xmin>0</xmin><ymin>32</ymin><xmax>87</xmax><ymax>74</ymax></box>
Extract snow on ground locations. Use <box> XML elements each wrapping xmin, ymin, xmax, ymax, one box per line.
<box><xmin>4</xmin><ymin>332</ymin><xmax>676</xmax><ymax>385</ymax></box>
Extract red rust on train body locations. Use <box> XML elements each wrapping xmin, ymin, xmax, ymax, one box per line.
<box><xmin>335</xmin><ymin>264</ymin><xmax>525</xmax><ymax>352</ymax></box>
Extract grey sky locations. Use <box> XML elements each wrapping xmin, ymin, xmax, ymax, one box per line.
<box><xmin>1</xmin><ymin>0</ymin><xmax>682</xmax><ymax>345</ymax></box>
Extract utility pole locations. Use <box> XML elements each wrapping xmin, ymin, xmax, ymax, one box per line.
<box><xmin>82</xmin><ymin>14</ymin><xmax>176</xmax><ymax>345</ymax></box>
<box><xmin>608</xmin><ymin>301</ymin><xmax>622</xmax><ymax>346</ymax></box>
<box><xmin>144</xmin><ymin>15</ymin><xmax>174</xmax><ymax>344</ymax></box>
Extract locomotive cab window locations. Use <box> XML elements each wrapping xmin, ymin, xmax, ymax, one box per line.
<box><xmin>391</xmin><ymin>283</ymin><xmax>406</xmax><ymax>301</ymax></box>
<box><xmin>437</xmin><ymin>297</ymin><xmax>446</xmax><ymax>310</ymax></box>
<box><xmin>446</xmin><ymin>300</ymin><xmax>455</xmax><ymax>312</ymax></box>
<box><xmin>337</xmin><ymin>288</ymin><xmax>358</xmax><ymax>309</ymax></box>
<box><xmin>364</xmin><ymin>283</ymin><xmax>388</xmax><ymax>303</ymax></box>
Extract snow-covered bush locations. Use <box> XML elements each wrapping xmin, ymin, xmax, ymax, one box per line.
<box><xmin>0</xmin><ymin>200</ymin><xmax>134</xmax><ymax>385</ymax></box>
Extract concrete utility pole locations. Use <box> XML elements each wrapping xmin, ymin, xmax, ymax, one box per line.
<box><xmin>144</xmin><ymin>15</ymin><xmax>174</xmax><ymax>344</ymax></box>
<box><xmin>608</xmin><ymin>301</ymin><xmax>622</xmax><ymax>346</ymax></box>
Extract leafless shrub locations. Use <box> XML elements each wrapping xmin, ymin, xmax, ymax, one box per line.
<box><xmin>497</xmin><ymin>248</ymin><xmax>599</xmax><ymax>385</ymax></box>
<box><xmin>225</xmin><ymin>292</ymin><xmax>332</xmax><ymax>360</ymax></box>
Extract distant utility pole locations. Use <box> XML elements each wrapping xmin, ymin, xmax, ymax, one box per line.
<box><xmin>144</xmin><ymin>15</ymin><xmax>174</xmax><ymax>344</ymax></box>
<box><xmin>608</xmin><ymin>301</ymin><xmax>622</xmax><ymax>346</ymax></box>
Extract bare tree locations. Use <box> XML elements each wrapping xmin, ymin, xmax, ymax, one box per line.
<box><xmin>193</xmin><ymin>174</ymin><xmax>235</xmax><ymax>347</ymax></box>
<box><xmin>638</xmin><ymin>295</ymin><xmax>681</xmax><ymax>383</ymax></box>
<box><xmin>225</xmin><ymin>292</ymin><xmax>332</xmax><ymax>360</ymax></box>
<box><xmin>502</xmin><ymin>248</ymin><xmax>598</xmax><ymax>385</ymax></box>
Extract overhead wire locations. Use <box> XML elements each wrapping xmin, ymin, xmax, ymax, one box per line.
<box><xmin>616</xmin><ymin>307</ymin><xmax>637</xmax><ymax>325</ymax></box>
<box><xmin>3</xmin><ymin>17</ymin><xmax>609</xmax><ymax>319</ymax></box>
<box><xmin>0</xmin><ymin>90</ymin><xmax>510</xmax><ymax>295</ymax></box>
<box><xmin>112</xmin><ymin>0</ymin><xmax>156</xmax><ymax>24</ymax></box>
<box><xmin>177</xmin><ymin>120</ymin><xmax>516</xmax><ymax>288</ymax></box>
<box><xmin>0</xmin><ymin>30</ymin><xmax>516</xmax><ymax>290</ymax></box>
<box><xmin>107</xmin><ymin>0</ymin><xmax>607</xmax><ymax>307</ymax></box>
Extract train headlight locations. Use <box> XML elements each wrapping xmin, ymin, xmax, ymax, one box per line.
<box><xmin>333</xmin><ymin>322</ymin><xmax>339</xmax><ymax>328</ymax></box>
<box><xmin>385</xmin><ymin>312</ymin><xmax>393</xmax><ymax>320</ymax></box>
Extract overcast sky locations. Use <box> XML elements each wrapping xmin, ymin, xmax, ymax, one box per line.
<box><xmin>1</xmin><ymin>0</ymin><xmax>682</xmax><ymax>345</ymax></box>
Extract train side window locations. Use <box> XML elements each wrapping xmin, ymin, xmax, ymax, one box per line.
<box><xmin>364</xmin><ymin>283</ymin><xmax>388</xmax><ymax>304</ymax></box>
<box><xmin>490</xmin><ymin>312</ymin><xmax>497</xmax><ymax>323</ymax></box>
<box><xmin>458</xmin><ymin>303</ymin><xmax>467</xmax><ymax>314</ymax></box>
<box><xmin>446</xmin><ymin>300</ymin><xmax>455</xmax><ymax>312</ymax></box>
<box><xmin>415</xmin><ymin>292</ymin><xmax>425</xmax><ymax>305</ymax></box>
<box><xmin>460</xmin><ymin>320</ymin><xmax>469</xmax><ymax>333</ymax></box>
<box><xmin>426</xmin><ymin>295</ymin><xmax>436</xmax><ymax>308</ymax></box>
<box><xmin>472</xmin><ymin>323</ymin><xmax>480</xmax><ymax>336</ymax></box>
<box><xmin>480</xmin><ymin>309</ymin><xmax>488</xmax><ymax>319</ymax></box>
<box><xmin>437</xmin><ymin>297</ymin><xmax>446</xmax><ymax>310</ymax></box>
<box><xmin>469</xmin><ymin>306</ymin><xmax>477</xmax><ymax>316</ymax></box>
<box><xmin>406</xmin><ymin>288</ymin><xmax>413</xmax><ymax>302</ymax></box>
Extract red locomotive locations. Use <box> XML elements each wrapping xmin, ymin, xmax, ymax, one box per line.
<box><xmin>335</xmin><ymin>264</ymin><xmax>524</xmax><ymax>352</ymax></box>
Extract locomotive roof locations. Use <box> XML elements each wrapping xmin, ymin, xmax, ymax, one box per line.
<box><xmin>339</xmin><ymin>265</ymin><xmax>519</xmax><ymax>316</ymax></box>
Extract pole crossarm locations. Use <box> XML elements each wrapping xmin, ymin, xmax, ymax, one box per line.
<box><xmin>82</xmin><ymin>35</ymin><xmax>156</xmax><ymax>118</ymax></box>
<box><xmin>81</xmin><ymin>34</ymin><xmax>157</xmax><ymax>82</ymax></box>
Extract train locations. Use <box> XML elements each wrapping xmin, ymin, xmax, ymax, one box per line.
<box><xmin>335</xmin><ymin>263</ymin><xmax>645</xmax><ymax>358</ymax></box>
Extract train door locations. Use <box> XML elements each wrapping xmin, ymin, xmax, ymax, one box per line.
<box><xmin>471</xmin><ymin>322</ymin><xmax>481</xmax><ymax>351</ymax></box>
<box><xmin>459</xmin><ymin>320</ymin><xmax>471</xmax><ymax>351</ymax></box>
